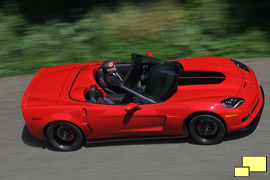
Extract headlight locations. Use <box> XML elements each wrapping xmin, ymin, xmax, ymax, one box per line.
<box><xmin>221</xmin><ymin>98</ymin><xmax>245</xmax><ymax>108</ymax></box>
<box><xmin>231</xmin><ymin>59</ymin><xmax>250</xmax><ymax>73</ymax></box>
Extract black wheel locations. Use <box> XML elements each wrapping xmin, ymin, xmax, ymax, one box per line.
<box><xmin>46</xmin><ymin>122</ymin><xmax>83</xmax><ymax>151</ymax></box>
<box><xmin>188</xmin><ymin>115</ymin><xmax>225</xmax><ymax>145</ymax></box>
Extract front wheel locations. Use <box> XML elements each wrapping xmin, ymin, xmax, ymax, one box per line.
<box><xmin>188</xmin><ymin>115</ymin><xmax>225</xmax><ymax>145</ymax></box>
<box><xmin>47</xmin><ymin>122</ymin><xmax>83</xmax><ymax>151</ymax></box>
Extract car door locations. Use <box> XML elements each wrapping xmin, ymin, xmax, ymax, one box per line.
<box><xmin>85</xmin><ymin>103</ymin><xmax>163</xmax><ymax>137</ymax></box>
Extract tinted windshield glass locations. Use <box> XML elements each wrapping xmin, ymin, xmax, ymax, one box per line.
<box><xmin>122</xmin><ymin>54</ymin><xmax>181</xmax><ymax>102</ymax></box>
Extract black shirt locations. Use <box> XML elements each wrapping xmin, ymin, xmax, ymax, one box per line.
<box><xmin>104</xmin><ymin>70</ymin><xmax>125</xmax><ymax>93</ymax></box>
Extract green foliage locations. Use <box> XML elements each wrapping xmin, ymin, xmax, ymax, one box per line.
<box><xmin>0</xmin><ymin>0</ymin><xmax>269</xmax><ymax>77</ymax></box>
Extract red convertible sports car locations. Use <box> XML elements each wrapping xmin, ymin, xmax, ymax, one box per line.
<box><xmin>21</xmin><ymin>53</ymin><xmax>264</xmax><ymax>151</ymax></box>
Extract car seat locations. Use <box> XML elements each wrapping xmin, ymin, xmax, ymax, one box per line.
<box><xmin>88</xmin><ymin>85</ymin><xmax>115</xmax><ymax>104</ymax></box>
<box><xmin>96</xmin><ymin>67</ymin><xmax>117</xmax><ymax>94</ymax></box>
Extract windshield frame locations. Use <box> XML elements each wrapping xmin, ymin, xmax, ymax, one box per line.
<box><xmin>120</xmin><ymin>54</ymin><xmax>182</xmax><ymax>104</ymax></box>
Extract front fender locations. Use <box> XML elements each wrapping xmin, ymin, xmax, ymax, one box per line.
<box><xmin>155</xmin><ymin>97</ymin><xmax>230</xmax><ymax>135</ymax></box>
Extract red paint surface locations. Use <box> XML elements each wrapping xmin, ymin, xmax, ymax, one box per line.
<box><xmin>21</xmin><ymin>56</ymin><xmax>263</xmax><ymax>141</ymax></box>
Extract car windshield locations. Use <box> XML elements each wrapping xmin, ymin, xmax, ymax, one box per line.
<box><xmin>121</xmin><ymin>54</ymin><xmax>182</xmax><ymax>102</ymax></box>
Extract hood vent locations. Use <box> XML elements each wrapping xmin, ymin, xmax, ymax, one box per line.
<box><xmin>178</xmin><ymin>71</ymin><xmax>226</xmax><ymax>85</ymax></box>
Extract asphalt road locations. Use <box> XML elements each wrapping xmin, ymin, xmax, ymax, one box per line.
<box><xmin>1</xmin><ymin>59</ymin><xmax>270</xmax><ymax>180</ymax></box>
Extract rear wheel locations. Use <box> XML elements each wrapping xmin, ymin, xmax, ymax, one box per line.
<box><xmin>47</xmin><ymin>122</ymin><xmax>83</xmax><ymax>151</ymax></box>
<box><xmin>188</xmin><ymin>115</ymin><xmax>225</xmax><ymax>144</ymax></box>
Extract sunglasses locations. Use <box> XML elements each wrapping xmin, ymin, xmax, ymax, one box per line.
<box><xmin>107</xmin><ymin>64</ymin><xmax>115</xmax><ymax>69</ymax></box>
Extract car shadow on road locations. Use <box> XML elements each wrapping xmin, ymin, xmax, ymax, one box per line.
<box><xmin>84</xmin><ymin>136</ymin><xmax>189</xmax><ymax>148</ymax></box>
<box><xmin>21</xmin><ymin>124</ymin><xmax>47</xmax><ymax>149</ymax></box>
<box><xmin>223</xmin><ymin>126</ymin><xmax>258</xmax><ymax>142</ymax></box>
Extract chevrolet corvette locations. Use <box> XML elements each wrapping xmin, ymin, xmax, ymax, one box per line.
<box><xmin>21</xmin><ymin>53</ymin><xmax>264</xmax><ymax>151</ymax></box>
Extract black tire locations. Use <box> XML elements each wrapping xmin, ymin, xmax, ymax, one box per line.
<box><xmin>47</xmin><ymin>122</ymin><xmax>83</xmax><ymax>151</ymax></box>
<box><xmin>188</xmin><ymin>115</ymin><xmax>225</xmax><ymax>145</ymax></box>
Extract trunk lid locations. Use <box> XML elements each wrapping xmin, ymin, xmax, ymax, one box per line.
<box><xmin>24</xmin><ymin>64</ymin><xmax>76</xmax><ymax>106</ymax></box>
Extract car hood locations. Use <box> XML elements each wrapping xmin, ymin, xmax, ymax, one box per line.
<box><xmin>169</xmin><ymin>56</ymin><xmax>243</xmax><ymax>101</ymax></box>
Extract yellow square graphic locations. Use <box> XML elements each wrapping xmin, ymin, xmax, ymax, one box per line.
<box><xmin>242</xmin><ymin>156</ymin><xmax>267</xmax><ymax>172</ymax></box>
<box><xmin>234</xmin><ymin>167</ymin><xmax>250</xmax><ymax>177</ymax></box>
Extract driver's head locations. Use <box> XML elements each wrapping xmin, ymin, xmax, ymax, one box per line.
<box><xmin>102</xmin><ymin>59</ymin><xmax>116</xmax><ymax>74</ymax></box>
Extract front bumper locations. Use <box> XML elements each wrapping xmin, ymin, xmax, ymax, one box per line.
<box><xmin>229</xmin><ymin>86</ymin><xmax>264</xmax><ymax>133</ymax></box>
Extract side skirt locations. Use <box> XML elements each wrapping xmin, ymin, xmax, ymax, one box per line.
<box><xmin>85</xmin><ymin>135</ymin><xmax>187</xmax><ymax>144</ymax></box>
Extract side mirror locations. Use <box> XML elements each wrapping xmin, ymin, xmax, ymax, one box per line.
<box><xmin>147</xmin><ymin>52</ymin><xmax>154</xmax><ymax>57</ymax></box>
<box><xmin>125</xmin><ymin>103</ymin><xmax>141</xmax><ymax>111</ymax></box>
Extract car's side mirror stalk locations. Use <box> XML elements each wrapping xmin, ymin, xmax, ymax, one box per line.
<box><xmin>125</xmin><ymin>103</ymin><xmax>141</xmax><ymax>111</ymax></box>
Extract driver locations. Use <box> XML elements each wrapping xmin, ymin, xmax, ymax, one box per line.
<box><xmin>102</xmin><ymin>59</ymin><xmax>125</xmax><ymax>93</ymax></box>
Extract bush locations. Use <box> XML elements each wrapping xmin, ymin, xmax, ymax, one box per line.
<box><xmin>0</xmin><ymin>0</ymin><xmax>269</xmax><ymax>77</ymax></box>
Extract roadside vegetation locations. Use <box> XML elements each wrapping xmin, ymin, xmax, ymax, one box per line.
<box><xmin>0</xmin><ymin>0</ymin><xmax>269</xmax><ymax>77</ymax></box>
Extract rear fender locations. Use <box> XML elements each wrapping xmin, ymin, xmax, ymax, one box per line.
<box><xmin>23</xmin><ymin>106</ymin><xmax>93</xmax><ymax>140</ymax></box>
<box><xmin>42</xmin><ymin>120</ymin><xmax>88</xmax><ymax>143</ymax></box>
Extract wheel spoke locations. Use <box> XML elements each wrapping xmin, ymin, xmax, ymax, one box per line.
<box><xmin>196</xmin><ymin>119</ymin><xmax>218</xmax><ymax>137</ymax></box>
<box><xmin>47</xmin><ymin>122</ymin><xmax>83</xmax><ymax>151</ymax></box>
<box><xmin>189</xmin><ymin>115</ymin><xmax>225</xmax><ymax>145</ymax></box>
